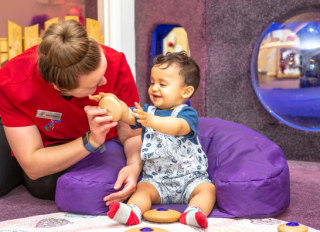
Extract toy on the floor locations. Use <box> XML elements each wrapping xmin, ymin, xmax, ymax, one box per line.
<box><xmin>278</xmin><ymin>222</ymin><xmax>308</xmax><ymax>232</ymax></box>
<box><xmin>143</xmin><ymin>208</ymin><xmax>181</xmax><ymax>223</ymax></box>
<box><xmin>125</xmin><ymin>227</ymin><xmax>169</xmax><ymax>232</ymax></box>
<box><xmin>89</xmin><ymin>93</ymin><xmax>122</xmax><ymax>121</ymax></box>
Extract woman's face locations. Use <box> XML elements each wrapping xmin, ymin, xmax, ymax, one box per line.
<box><xmin>59</xmin><ymin>49</ymin><xmax>107</xmax><ymax>98</ymax></box>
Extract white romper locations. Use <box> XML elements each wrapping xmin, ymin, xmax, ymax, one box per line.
<box><xmin>139</xmin><ymin>104</ymin><xmax>211</xmax><ymax>204</ymax></box>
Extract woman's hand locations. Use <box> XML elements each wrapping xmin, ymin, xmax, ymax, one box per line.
<box><xmin>103</xmin><ymin>161</ymin><xmax>141</xmax><ymax>206</ymax></box>
<box><xmin>84</xmin><ymin>105</ymin><xmax>118</xmax><ymax>147</ymax></box>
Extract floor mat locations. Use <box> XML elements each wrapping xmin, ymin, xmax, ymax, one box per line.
<box><xmin>0</xmin><ymin>212</ymin><xmax>318</xmax><ymax>232</ymax></box>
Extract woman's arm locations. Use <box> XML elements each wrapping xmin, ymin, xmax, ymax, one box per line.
<box><xmin>103</xmin><ymin>121</ymin><xmax>142</xmax><ymax>205</ymax></box>
<box><xmin>4</xmin><ymin>106</ymin><xmax>117</xmax><ymax>180</ymax></box>
<box><xmin>90</xmin><ymin>93</ymin><xmax>142</xmax><ymax>205</ymax></box>
<box><xmin>4</xmin><ymin>125</ymin><xmax>89</xmax><ymax>180</ymax></box>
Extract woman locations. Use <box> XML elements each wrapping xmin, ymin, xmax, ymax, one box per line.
<box><xmin>0</xmin><ymin>20</ymin><xmax>142</xmax><ymax>204</ymax></box>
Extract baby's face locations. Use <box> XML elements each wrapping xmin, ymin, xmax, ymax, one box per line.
<box><xmin>149</xmin><ymin>63</ymin><xmax>187</xmax><ymax>110</ymax></box>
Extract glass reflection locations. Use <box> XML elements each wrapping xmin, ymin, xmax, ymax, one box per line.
<box><xmin>252</xmin><ymin>17</ymin><xmax>320</xmax><ymax>131</ymax></box>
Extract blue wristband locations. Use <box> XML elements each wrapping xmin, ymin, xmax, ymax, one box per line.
<box><xmin>82</xmin><ymin>132</ymin><xmax>105</xmax><ymax>153</ymax></box>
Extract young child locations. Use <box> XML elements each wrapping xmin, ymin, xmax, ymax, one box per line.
<box><xmin>91</xmin><ymin>52</ymin><xmax>216</xmax><ymax>228</ymax></box>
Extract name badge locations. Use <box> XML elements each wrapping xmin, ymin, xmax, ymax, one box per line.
<box><xmin>36</xmin><ymin>110</ymin><xmax>62</xmax><ymax>121</ymax></box>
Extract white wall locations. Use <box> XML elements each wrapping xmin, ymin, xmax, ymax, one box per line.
<box><xmin>98</xmin><ymin>0</ymin><xmax>136</xmax><ymax>80</ymax></box>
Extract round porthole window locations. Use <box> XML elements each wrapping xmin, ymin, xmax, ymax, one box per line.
<box><xmin>251</xmin><ymin>10</ymin><xmax>320</xmax><ymax>131</ymax></box>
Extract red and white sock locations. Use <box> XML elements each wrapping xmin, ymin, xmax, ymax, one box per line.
<box><xmin>107</xmin><ymin>201</ymin><xmax>142</xmax><ymax>225</ymax></box>
<box><xmin>179</xmin><ymin>205</ymin><xmax>208</xmax><ymax>228</ymax></box>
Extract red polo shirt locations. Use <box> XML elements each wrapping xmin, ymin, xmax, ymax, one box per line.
<box><xmin>0</xmin><ymin>45</ymin><xmax>139</xmax><ymax>147</ymax></box>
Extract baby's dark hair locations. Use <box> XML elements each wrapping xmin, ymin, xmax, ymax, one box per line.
<box><xmin>153</xmin><ymin>51</ymin><xmax>200</xmax><ymax>93</ymax></box>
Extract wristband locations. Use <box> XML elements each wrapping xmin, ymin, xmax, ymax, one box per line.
<box><xmin>82</xmin><ymin>132</ymin><xmax>106</xmax><ymax>153</ymax></box>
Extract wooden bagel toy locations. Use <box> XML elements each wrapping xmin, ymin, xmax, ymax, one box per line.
<box><xmin>125</xmin><ymin>227</ymin><xmax>169</xmax><ymax>232</ymax></box>
<box><xmin>143</xmin><ymin>208</ymin><xmax>181</xmax><ymax>223</ymax></box>
<box><xmin>278</xmin><ymin>222</ymin><xmax>308</xmax><ymax>232</ymax></box>
<box><xmin>98</xmin><ymin>96</ymin><xmax>122</xmax><ymax>121</ymax></box>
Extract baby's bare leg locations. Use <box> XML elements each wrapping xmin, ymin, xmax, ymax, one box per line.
<box><xmin>108</xmin><ymin>182</ymin><xmax>160</xmax><ymax>225</ymax></box>
<box><xmin>180</xmin><ymin>182</ymin><xmax>216</xmax><ymax>228</ymax></box>
<box><xmin>188</xmin><ymin>182</ymin><xmax>216</xmax><ymax>215</ymax></box>
<box><xmin>128</xmin><ymin>181</ymin><xmax>161</xmax><ymax>213</ymax></box>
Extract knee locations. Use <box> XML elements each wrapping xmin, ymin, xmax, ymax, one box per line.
<box><xmin>23</xmin><ymin>173</ymin><xmax>60</xmax><ymax>200</ymax></box>
<box><xmin>136</xmin><ymin>182</ymin><xmax>160</xmax><ymax>203</ymax></box>
<box><xmin>206</xmin><ymin>183</ymin><xmax>216</xmax><ymax>194</ymax></box>
<box><xmin>192</xmin><ymin>182</ymin><xmax>216</xmax><ymax>197</ymax></box>
<box><xmin>0</xmin><ymin>157</ymin><xmax>23</xmax><ymax>197</ymax></box>
<box><xmin>0</xmin><ymin>180</ymin><xmax>22</xmax><ymax>197</ymax></box>
<box><xmin>24</xmin><ymin>180</ymin><xmax>56</xmax><ymax>200</ymax></box>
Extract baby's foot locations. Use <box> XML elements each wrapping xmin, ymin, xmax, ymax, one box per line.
<box><xmin>179</xmin><ymin>205</ymin><xmax>208</xmax><ymax>228</ymax></box>
<box><xmin>107</xmin><ymin>201</ymin><xmax>142</xmax><ymax>225</ymax></box>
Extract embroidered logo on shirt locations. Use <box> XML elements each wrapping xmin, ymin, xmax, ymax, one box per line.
<box><xmin>44</xmin><ymin>120</ymin><xmax>61</xmax><ymax>131</ymax></box>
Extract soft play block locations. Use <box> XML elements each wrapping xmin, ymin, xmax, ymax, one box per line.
<box><xmin>55</xmin><ymin>117</ymin><xmax>290</xmax><ymax>217</ymax></box>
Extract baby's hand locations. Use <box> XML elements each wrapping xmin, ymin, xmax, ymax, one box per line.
<box><xmin>133</xmin><ymin>102</ymin><xmax>153</xmax><ymax>127</ymax></box>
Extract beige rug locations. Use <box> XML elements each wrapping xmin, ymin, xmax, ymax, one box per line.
<box><xmin>0</xmin><ymin>212</ymin><xmax>319</xmax><ymax>232</ymax></box>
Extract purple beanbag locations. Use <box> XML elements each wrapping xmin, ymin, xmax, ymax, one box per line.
<box><xmin>55</xmin><ymin>117</ymin><xmax>290</xmax><ymax>217</ymax></box>
<box><xmin>55</xmin><ymin>138</ymin><xmax>126</xmax><ymax>215</ymax></box>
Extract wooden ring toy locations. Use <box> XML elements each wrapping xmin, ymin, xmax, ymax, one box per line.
<box><xmin>143</xmin><ymin>208</ymin><xmax>181</xmax><ymax>223</ymax></box>
<box><xmin>125</xmin><ymin>227</ymin><xmax>169</xmax><ymax>232</ymax></box>
<box><xmin>278</xmin><ymin>222</ymin><xmax>308</xmax><ymax>232</ymax></box>
<box><xmin>98</xmin><ymin>96</ymin><xmax>122</xmax><ymax>121</ymax></box>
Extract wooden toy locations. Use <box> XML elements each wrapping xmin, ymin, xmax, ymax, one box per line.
<box><xmin>278</xmin><ymin>222</ymin><xmax>308</xmax><ymax>232</ymax></box>
<box><xmin>90</xmin><ymin>95</ymin><xmax>122</xmax><ymax>121</ymax></box>
<box><xmin>125</xmin><ymin>227</ymin><xmax>169</xmax><ymax>232</ymax></box>
<box><xmin>89</xmin><ymin>94</ymin><xmax>122</xmax><ymax>121</ymax></box>
<box><xmin>143</xmin><ymin>208</ymin><xmax>181</xmax><ymax>223</ymax></box>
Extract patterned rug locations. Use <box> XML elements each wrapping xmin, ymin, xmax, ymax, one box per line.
<box><xmin>0</xmin><ymin>212</ymin><xmax>318</xmax><ymax>232</ymax></box>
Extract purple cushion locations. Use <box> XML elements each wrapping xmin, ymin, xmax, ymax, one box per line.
<box><xmin>198</xmin><ymin>118</ymin><xmax>289</xmax><ymax>217</ymax></box>
<box><xmin>55</xmin><ymin>138</ymin><xmax>126</xmax><ymax>215</ymax></box>
<box><xmin>55</xmin><ymin>117</ymin><xmax>290</xmax><ymax>217</ymax></box>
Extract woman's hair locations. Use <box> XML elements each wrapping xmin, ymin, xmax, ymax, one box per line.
<box><xmin>37</xmin><ymin>20</ymin><xmax>101</xmax><ymax>91</ymax></box>
<box><xmin>153</xmin><ymin>51</ymin><xmax>200</xmax><ymax>92</ymax></box>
